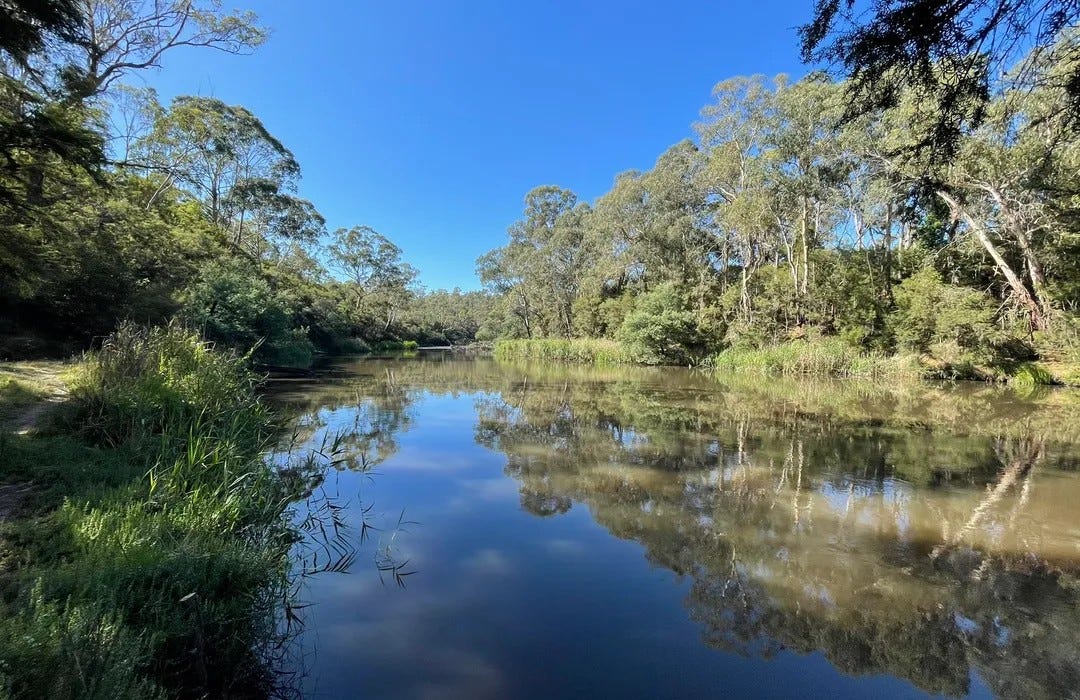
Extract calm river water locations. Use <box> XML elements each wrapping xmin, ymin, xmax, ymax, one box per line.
<box><xmin>269</xmin><ymin>353</ymin><xmax>1080</xmax><ymax>700</ymax></box>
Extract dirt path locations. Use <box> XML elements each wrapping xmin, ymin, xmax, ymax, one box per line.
<box><xmin>0</xmin><ymin>362</ymin><xmax>70</xmax><ymax>519</ymax></box>
<box><xmin>1</xmin><ymin>361</ymin><xmax>69</xmax><ymax>434</ymax></box>
<box><xmin>11</xmin><ymin>389</ymin><xmax>68</xmax><ymax>434</ymax></box>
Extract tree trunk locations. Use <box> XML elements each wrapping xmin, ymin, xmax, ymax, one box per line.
<box><xmin>882</xmin><ymin>201</ymin><xmax>894</xmax><ymax>302</ymax></box>
<box><xmin>936</xmin><ymin>190</ymin><xmax>1045</xmax><ymax>330</ymax></box>
<box><xmin>983</xmin><ymin>185</ymin><xmax>1054</xmax><ymax>322</ymax></box>
<box><xmin>799</xmin><ymin>198</ymin><xmax>810</xmax><ymax>298</ymax></box>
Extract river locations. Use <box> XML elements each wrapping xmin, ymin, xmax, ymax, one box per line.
<box><xmin>268</xmin><ymin>353</ymin><xmax>1080</xmax><ymax>699</ymax></box>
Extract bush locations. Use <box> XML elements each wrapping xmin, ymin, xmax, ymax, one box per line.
<box><xmin>616</xmin><ymin>284</ymin><xmax>722</xmax><ymax>365</ymax></box>
<box><xmin>1010</xmin><ymin>362</ymin><xmax>1054</xmax><ymax>388</ymax></box>
<box><xmin>180</xmin><ymin>259</ymin><xmax>315</xmax><ymax>367</ymax></box>
<box><xmin>64</xmin><ymin>322</ymin><xmax>267</xmax><ymax>447</ymax></box>
<box><xmin>889</xmin><ymin>267</ymin><xmax>1011</xmax><ymax>365</ymax></box>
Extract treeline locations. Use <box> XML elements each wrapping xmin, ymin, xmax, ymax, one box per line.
<box><xmin>0</xmin><ymin>0</ymin><xmax>488</xmax><ymax>365</ymax></box>
<box><xmin>477</xmin><ymin>42</ymin><xmax>1080</xmax><ymax>378</ymax></box>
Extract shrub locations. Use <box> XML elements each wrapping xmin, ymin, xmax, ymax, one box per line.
<box><xmin>889</xmin><ymin>267</ymin><xmax>1011</xmax><ymax>365</ymax></box>
<box><xmin>1010</xmin><ymin>362</ymin><xmax>1054</xmax><ymax>388</ymax></box>
<box><xmin>180</xmin><ymin>259</ymin><xmax>314</xmax><ymax>367</ymax></box>
<box><xmin>64</xmin><ymin>322</ymin><xmax>267</xmax><ymax>447</ymax></box>
<box><xmin>617</xmin><ymin>284</ymin><xmax>722</xmax><ymax>365</ymax></box>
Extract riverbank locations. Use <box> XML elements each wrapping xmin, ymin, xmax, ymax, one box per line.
<box><xmin>0</xmin><ymin>324</ymin><xmax>315</xmax><ymax>697</ymax></box>
<box><xmin>494</xmin><ymin>338</ymin><xmax>635</xmax><ymax>365</ymax></box>
<box><xmin>493</xmin><ymin>338</ymin><xmax>1080</xmax><ymax>386</ymax></box>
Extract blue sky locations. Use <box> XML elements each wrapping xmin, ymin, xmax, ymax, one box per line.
<box><xmin>143</xmin><ymin>0</ymin><xmax>813</xmax><ymax>290</ymax></box>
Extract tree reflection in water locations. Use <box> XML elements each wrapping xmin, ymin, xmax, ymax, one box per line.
<box><xmin>271</xmin><ymin>356</ymin><xmax>1080</xmax><ymax>698</ymax></box>
<box><xmin>466</xmin><ymin>365</ymin><xmax>1080</xmax><ymax>699</ymax></box>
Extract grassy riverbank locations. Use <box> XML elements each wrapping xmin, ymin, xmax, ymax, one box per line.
<box><xmin>710</xmin><ymin>341</ymin><xmax>924</xmax><ymax>380</ymax></box>
<box><xmin>494</xmin><ymin>338</ymin><xmax>1079</xmax><ymax>386</ymax></box>
<box><xmin>493</xmin><ymin>339</ymin><xmax>634</xmax><ymax>365</ymax></box>
<box><xmin>0</xmin><ymin>324</ymin><xmax>313</xmax><ymax>697</ymax></box>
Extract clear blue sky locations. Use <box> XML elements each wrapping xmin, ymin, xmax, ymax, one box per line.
<box><xmin>142</xmin><ymin>0</ymin><xmax>813</xmax><ymax>291</ymax></box>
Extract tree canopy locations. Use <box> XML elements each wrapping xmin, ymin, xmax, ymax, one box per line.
<box><xmin>800</xmin><ymin>0</ymin><xmax>1080</xmax><ymax>155</ymax></box>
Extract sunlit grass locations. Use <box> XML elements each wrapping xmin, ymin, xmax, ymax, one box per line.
<box><xmin>709</xmin><ymin>340</ymin><xmax>926</xmax><ymax>380</ymax></box>
<box><xmin>0</xmin><ymin>323</ymin><xmax>322</xmax><ymax>697</ymax></box>
<box><xmin>494</xmin><ymin>338</ymin><xmax>634</xmax><ymax>365</ymax></box>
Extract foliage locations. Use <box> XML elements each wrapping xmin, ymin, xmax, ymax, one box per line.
<box><xmin>0</xmin><ymin>325</ymin><xmax>311</xmax><ymax>697</ymax></box>
<box><xmin>0</xmin><ymin>0</ymin><xmax>473</xmax><ymax>365</ymax></box>
<box><xmin>180</xmin><ymin>259</ymin><xmax>314</xmax><ymax>367</ymax></box>
<box><xmin>800</xmin><ymin>0</ymin><xmax>1080</xmax><ymax>156</ymax></box>
<box><xmin>64</xmin><ymin>322</ymin><xmax>268</xmax><ymax>446</ymax></box>
<box><xmin>402</xmin><ymin>288</ymin><xmax>492</xmax><ymax>346</ymax></box>
<box><xmin>889</xmin><ymin>267</ymin><xmax>1012</xmax><ymax>367</ymax></box>
<box><xmin>1009</xmin><ymin>362</ymin><xmax>1054</xmax><ymax>388</ymax></box>
<box><xmin>327</xmin><ymin>225</ymin><xmax>420</xmax><ymax>342</ymax></box>
<box><xmin>493</xmin><ymin>339</ymin><xmax>634</xmax><ymax>366</ymax></box>
<box><xmin>475</xmin><ymin>51</ymin><xmax>1080</xmax><ymax>377</ymax></box>
<box><xmin>616</xmin><ymin>284</ymin><xmax>722</xmax><ymax>365</ymax></box>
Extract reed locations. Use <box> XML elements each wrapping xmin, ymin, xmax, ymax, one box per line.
<box><xmin>493</xmin><ymin>338</ymin><xmax>634</xmax><ymax>365</ymax></box>
<box><xmin>709</xmin><ymin>339</ymin><xmax>927</xmax><ymax>380</ymax></box>
<box><xmin>0</xmin><ymin>323</ymin><xmax>320</xmax><ymax>698</ymax></box>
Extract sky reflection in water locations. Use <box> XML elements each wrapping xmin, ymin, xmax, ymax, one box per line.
<box><xmin>269</xmin><ymin>355</ymin><xmax>1080</xmax><ymax>700</ymax></box>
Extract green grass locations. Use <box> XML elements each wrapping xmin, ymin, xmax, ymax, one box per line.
<box><xmin>0</xmin><ymin>323</ymin><xmax>319</xmax><ymax>698</ymax></box>
<box><xmin>493</xmin><ymin>338</ymin><xmax>635</xmax><ymax>366</ymax></box>
<box><xmin>710</xmin><ymin>339</ymin><xmax>927</xmax><ymax>380</ymax></box>
<box><xmin>492</xmin><ymin>337</ymin><xmax>1080</xmax><ymax>389</ymax></box>
<box><xmin>1031</xmin><ymin>361</ymin><xmax>1080</xmax><ymax>387</ymax></box>
<box><xmin>1008</xmin><ymin>362</ymin><xmax>1055</xmax><ymax>389</ymax></box>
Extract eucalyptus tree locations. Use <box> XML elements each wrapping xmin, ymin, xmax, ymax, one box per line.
<box><xmin>761</xmin><ymin>77</ymin><xmax>849</xmax><ymax>311</ymax></box>
<box><xmin>478</xmin><ymin>186</ymin><xmax>589</xmax><ymax>338</ymax></box>
<box><xmin>858</xmin><ymin>46</ymin><xmax>1080</xmax><ymax>332</ymax></box>
<box><xmin>329</xmin><ymin>225</ymin><xmax>419</xmax><ymax>333</ymax></box>
<box><xmin>476</xmin><ymin>246</ymin><xmax>534</xmax><ymax>338</ymax></box>
<box><xmin>64</xmin><ymin>0</ymin><xmax>266</xmax><ymax>102</ymax></box>
<box><xmin>583</xmin><ymin>140</ymin><xmax>714</xmax><ymax>322</ymax></box>
<box><xmin>933</xmin><ymin>90</ymin><xmax>1077</xmax><ymax>329</ymax></box>
<box><xmin>696</xmin><ymin>75</ymin><xmax>786</xmax><ymax>324</ymax></box>
<box><xmin>139</xmin><ymin>96</ymin><xmax>323</xmax><ymax>256</ymax></box>
<box><xmin>801</xmin><ymin>0</ymin><xmax>1080</xmax><ymax>156</ymax></box>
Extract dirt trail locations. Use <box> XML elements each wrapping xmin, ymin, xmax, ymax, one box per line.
<box><xmin>12</xmin><ymin>391</ymin><xmax>68</xmax><ymax>434</ymax></box>
<box><xmin>1</xmin><ymin>361</ymin><xmax>69</xmax><ymax>434</ymax></box>
<box><xmin>0</xmin><ymin>362</ymin><xmax>69</xmax><ymax>519</ymax></box>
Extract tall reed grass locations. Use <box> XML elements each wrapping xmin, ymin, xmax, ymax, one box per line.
<box><xmin>709</xmin><ymin>339</ymin><xmax>927</xmax><ymax>380</ymax></box>
<box><xmin>493</xmin><ymin>338</ymin><xmax>634</xmax><ymax>365</ymax></box>
<box><xmin>0</xmin><ymin>323</ymin><xmax>320</xmax><ymax>698</ymax></box>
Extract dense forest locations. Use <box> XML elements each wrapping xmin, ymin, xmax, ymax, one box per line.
<box><xmin>0</xmin><ymin>0</ymin><xmax>489</xmax><ymax>366</ymax></box>
<box><xmin>477</xmin><ymin>34</ymin><xmax>1080</xmax><ymax>380</ymax></box>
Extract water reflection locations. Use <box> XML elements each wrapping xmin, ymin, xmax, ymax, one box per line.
<box><xmin>271</xmin><ymin>355</ymin><xmax>1080</xmax><ymax>699</ymax></box>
